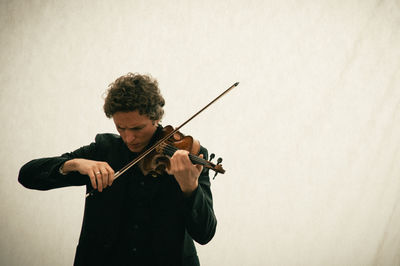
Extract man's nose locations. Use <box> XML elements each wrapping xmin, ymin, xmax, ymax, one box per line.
<box><xmin>125</xmin><ymin>131</ymin><xmax>136</xmax><ymax>143</ymax></box>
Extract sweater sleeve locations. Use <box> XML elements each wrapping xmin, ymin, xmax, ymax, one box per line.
<box><xmin>184</xmin><ymin>146</ymin><xmax>217</xmax><ymax>245</ymax></box>
<box><xmin>18</xmin><ymin>139</ymin><xmax>100</xmax><ymax>190</ymax></box>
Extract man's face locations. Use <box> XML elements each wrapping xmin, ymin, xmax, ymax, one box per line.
<box><xmin>113</xmin><ymin>111</ymin><xmax>159</xmax><ymax>153</ymax></box>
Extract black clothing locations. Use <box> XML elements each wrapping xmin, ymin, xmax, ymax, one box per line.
<box><xmin>18</xmin><ymin>126</ymin><xmax>217</xmax><ymax>266</ymax></box>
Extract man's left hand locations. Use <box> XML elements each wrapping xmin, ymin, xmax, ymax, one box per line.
<box><xmin>166</xmin><ymin>150</ymin><xmax>203</xmax><ymax>197</ymax></box>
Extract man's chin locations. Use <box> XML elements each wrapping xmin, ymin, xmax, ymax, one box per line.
<box><xmin>126</xmin><ymin>144</ymin><xmax>143</xmax><ymax>153</ymax></box>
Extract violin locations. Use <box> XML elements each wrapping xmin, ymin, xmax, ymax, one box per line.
<box><xmin>86</xmin><ymin>82</ymin><xmax>238</xmax><ymax>198</ymax></box>
<box><xmin>138</xmin><ymin>125</ymin><xmax>225</xmax><ymax>177</ymax></box>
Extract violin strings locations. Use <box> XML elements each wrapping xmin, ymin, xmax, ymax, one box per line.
<box><xmin>162</xmin><ymin>144</ymin><xmax>211</xmax><ymax>166</ymax></box>
<box><xmin>116</xmin><ymin>142</ymin><xmax>214</xmax><ymax>179</ymax></box>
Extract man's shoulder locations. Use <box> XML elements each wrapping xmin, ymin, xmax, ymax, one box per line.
<box><xmin>95</xmin><ymin>133</ymin><xmax>121</xmax><ymax>141</ymax></box>
<box><xmin>94</xmin><ymin>133</ymin><xmax>122</xmax><ymax>150</ymax></box>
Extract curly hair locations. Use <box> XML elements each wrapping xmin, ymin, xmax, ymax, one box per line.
<box><xmin>103</xmin><ymin>73</ymin><xmax>165</xmax><ymax>121</ymax></box>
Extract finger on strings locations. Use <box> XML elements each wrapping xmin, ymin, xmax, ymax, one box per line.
<box><xmin>195</xmin><ymin>163</ymin><xmax>203</xmax><ymax>173</ymax></box>
<box><xmin>197</xmin><ymin>154</ymin><xmax>204</xmax><ymax>171</ymax></box>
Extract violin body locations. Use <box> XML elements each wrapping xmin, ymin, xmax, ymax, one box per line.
<box><xmin>138</xmin><ymin>125</ymin><xmax>224</xmax><ymax>177</ymax></box>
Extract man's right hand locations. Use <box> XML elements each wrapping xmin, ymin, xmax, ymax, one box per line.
<box><xmin>62</xmin><ymin>159</ymin><xmax>115</xmax><ymax>192</ymax></box>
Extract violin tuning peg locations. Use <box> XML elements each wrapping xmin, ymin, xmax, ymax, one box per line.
<box><xmin>213</xmin><ymin>172</ymin><xmax>218</xmax><ymax>180</ymax></box>
<box><xmin>217</xmin><ymin>157</ymin><xmax>223</xmax><ymax>164</ymax></box>
<box><xmin>209</xmin><ymin>153</ymin><xmax>215</xmax><ymax>161</ymax></box>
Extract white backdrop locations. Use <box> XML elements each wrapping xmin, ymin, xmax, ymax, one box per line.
<box><xmin>1</xmin><ymin>0</ymin><xmax>400</xmax><ymax>265</ymax></box>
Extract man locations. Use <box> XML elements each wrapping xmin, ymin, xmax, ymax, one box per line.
<box><xmin>18</xmin><ymin>73</ymin><xmax>217</xmax><ymax>266</ymax></box>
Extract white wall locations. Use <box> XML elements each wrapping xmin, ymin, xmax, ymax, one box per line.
<box><xmin>1</xmin><ymin>0</ymin><xmax>400</xmax><ymax>265</ymax></box>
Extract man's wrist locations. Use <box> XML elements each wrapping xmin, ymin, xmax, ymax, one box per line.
<box><xmin>181</xmin><ymin>183</ymin><xmax>199</xmax><ymax>197</ymax></box>
<box><xmin>59</xmin><ymin>163</ymin><xmax>68</xmax><ymax>175</ymax></box>
<box><xmin>59</xmin><ymin>159</ymin><xmax>76</xmax><ymax>175</ymax></box>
